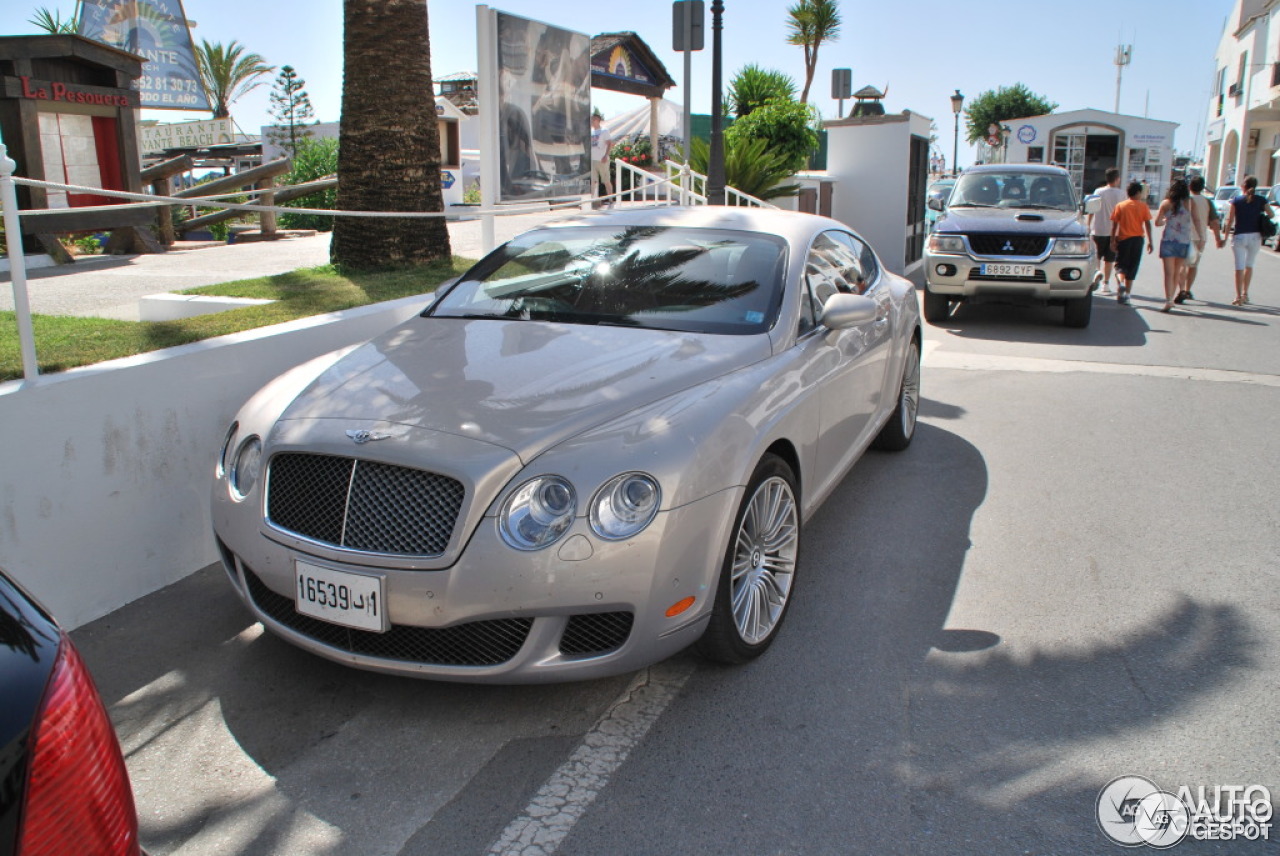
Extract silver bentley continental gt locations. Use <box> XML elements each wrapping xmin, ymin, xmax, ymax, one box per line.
<box><xmin>211</xmin><ymin>207</ymin><xmax>922</xmax><ymax>683</ymax></box>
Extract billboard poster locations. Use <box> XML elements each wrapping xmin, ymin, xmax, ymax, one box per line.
<box><xmin>78</xmin><ymin>0</ymin><xmax>211</xmax><ymax>111</ymax></box>
<box><xmin>494</xmin><ymin>11</ymin><xmax>591</xmax><ymax>202</ymax></box>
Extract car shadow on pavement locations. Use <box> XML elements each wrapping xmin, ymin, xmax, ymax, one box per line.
<box><xmin>936</xmin><ymin>297</ymin><xmax>1154</xmax><ymax>346</ymax></box>
<box><xmin>547</xmin><ymin>422</ymin><xmax>1257</xmax><ymax>856</ymax></box>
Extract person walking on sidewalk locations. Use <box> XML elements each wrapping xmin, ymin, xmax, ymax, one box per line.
<box><xmin>1154</xmin><ymin>179</ymin><xmax>1198</xmax><ymax>313</ymax></box>
<box><xmin>1110</xmin><ymin>181</ymin><xmax>1154</xmax><ymax>305</ymax></box>
<box><xmin>1087</xmin><ymin>167</ymin><xmax>1127</xmax><ymax>295</ymax></box>
<box><xmin>1223</xmin><ymin>176</ymin><xmax>1274</xmax><ymax>305</ymax></box>
<box><xmin>590</xmin><ymin>112</ymin><xmax>613</xmax><ymax>208</ymax></box>
<box><xmin>1180</xmin><ymin>175</ymin><xmax>1224</xmax><ymax>303</ymax></box>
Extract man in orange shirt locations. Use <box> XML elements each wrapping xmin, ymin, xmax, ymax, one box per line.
<box><xmin>1110</xmin><ymin>181</ymin><xmax>1154</xmax><ymax>305</ymax></box>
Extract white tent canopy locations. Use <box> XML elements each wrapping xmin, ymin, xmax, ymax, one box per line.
<box><xmin>603</xmin><ymin>98</ymin><xmax>684</xmax><ymax>141</ymax></box>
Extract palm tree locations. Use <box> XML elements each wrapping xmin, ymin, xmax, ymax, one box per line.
<box><xmin>196</xmin><ymin>40</ymin><xmax>273</xmax><ymax>120</ymax></box>
<box><xmin>785</xmin><ymin>0</ymin><xmax>841</xmax><ymax>105</ymax></box>
<box><xmin>331</xmin><ymin>0</ymin><xmax>451</xmax><ymax>271</ymax></box>
<box><xmin>726</xmin><ymin>65</ymin><xmax>796</xmax><ymax>119</ymax></box>
<box><xmin>29</xmin><ymin>7</ymin><xmax>77</xmax><ymax>34</ymax></box>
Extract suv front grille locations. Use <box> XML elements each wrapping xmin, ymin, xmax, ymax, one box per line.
<box><xmin>243</xmin><ymin>566</ymin><xmax>531</xmax><ymax>666</ymax></box>
<box><xmin>267</xmin><ymin>453</ymin><xmax>464</xmax><ymax>556</ymax></box>
<box><xmin>968</xmin><ymin>234</ymin><xmax>1049</xmax><ymax>256</ymax></box>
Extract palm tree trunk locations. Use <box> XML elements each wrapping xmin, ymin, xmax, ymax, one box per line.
<box><xmin>332</xmin><ymin>0</ymin><xmax>451</xmax><ymax>271</ymax></box>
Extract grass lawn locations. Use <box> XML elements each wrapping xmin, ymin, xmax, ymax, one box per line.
<box><xmin>0</xmin><ymin>256</ymin><xmax>473</xmax><ymax>382</ymax></box>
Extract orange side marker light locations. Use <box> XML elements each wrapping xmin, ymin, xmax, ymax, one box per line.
<box><xmin>665</xmin><ymin>596</ymin><xmax>696</xmax><ymax>618</ymax></box>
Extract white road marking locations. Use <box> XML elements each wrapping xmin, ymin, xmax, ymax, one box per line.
<box><xmin>923</xmin><ymin>347</ymin><xmax>1280</xmax><ymax>387</ymax></box>
<box><xmin>486</xmin><ymin>660</ymin><xmax>695</xmax><ymax>856</ymax></box>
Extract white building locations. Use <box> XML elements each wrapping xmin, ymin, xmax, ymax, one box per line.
<box><xmin>1205</xmin><ymin>0</ymin><xmax>1280</xmax><ymax>189</ymax></box>
<box><xmin>995</xmin><ymin>108</ymin><xmax>1177</xmax><ymax>205</ymax></box>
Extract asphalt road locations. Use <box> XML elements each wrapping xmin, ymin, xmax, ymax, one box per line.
<box><xmin>73</xmin><ymin>239</ymin><xmax>1280</xmax><ymax>855</ymax></box>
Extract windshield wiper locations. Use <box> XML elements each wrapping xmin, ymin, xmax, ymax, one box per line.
<box><xmin>950</xmin><ymin>202</ymin><xmax>998</xmax><ymax>208</ymax></box>
<box><xmin>1015</xmin><ymin>203</ymin><xmax>1066</xmax><ymax>210</ymax></box>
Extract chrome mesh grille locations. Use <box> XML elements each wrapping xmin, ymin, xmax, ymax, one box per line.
<box><xmin>267</xmin><ymin>453</ymin><xmax>464</xmax><ymax>556</ymax></box>
<box><xmin>243</xmin><ymin>566</ymin><xmax>531</xmax><ymax>666</ymax></box>
<box><xmin>560</xmin><ymin>612</ymin><xmax>634</xmax><ymax>656</ymax></box>
<box><xmin>968</xmin><ymin>234</ymin><xmax>1049</xmax><ymax>256</ymax></box>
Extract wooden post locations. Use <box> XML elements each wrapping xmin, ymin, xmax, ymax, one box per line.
<box><xmin>141</xmin><ymin>155</ymin><xmax>193</xmax><ymax>246</ymax></box>
<box><xmin>256</xmin><ymin>179</ymin><xmax>277</xmax><ymax>238</ymax></box>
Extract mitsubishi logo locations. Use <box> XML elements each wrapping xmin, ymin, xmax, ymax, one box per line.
<box><xmin>1002</xmin><ymin>240</ymin><xmax>1015</xmax><ymax>252</ymax></box>
<box><xmin>346</xmin><ymin>429</ymin><xmax>391</xmax><ymax>444</ymax></box>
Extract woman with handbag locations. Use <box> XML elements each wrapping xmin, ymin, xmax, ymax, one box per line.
<box><xmin>1224</xmin><ymin>176</ymin><xmax>1275</xmax><ymax>306</ymax></box>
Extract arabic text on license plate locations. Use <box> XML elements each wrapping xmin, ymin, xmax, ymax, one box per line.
<box><xmin>295</xmin><ymin>561</ymin><xmax>386</xmax><ymax>632</ymax></box>
<box><xmin>981</xmin><ymin>263</ymin><xmax>1035</xmax><ymax>277</ymax></box>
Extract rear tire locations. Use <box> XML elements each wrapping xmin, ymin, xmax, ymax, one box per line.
<box><xmin>1063</xmin><ymin>293</ymin><xmax>1092</xmax><ymax>328</ymax></box>
<box><xmin>696</xmin><ymin>455</ymin><xmax>800</xmax><ymax>664</ymax></box>
<box><xmin>872</xmin><ymin>338</ymin><xmax>921</xmax><ymax>452</ymax></box>
<box><xmin>923</xmin><ymin>289</ymin><xmax>951</xmax><ymax>324</ymax></box>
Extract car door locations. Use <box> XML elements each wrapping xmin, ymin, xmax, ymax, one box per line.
<box><xmin>794</xmin><ymin>231</ymin><xmax>884</xmax><ymax>500</ymax></box>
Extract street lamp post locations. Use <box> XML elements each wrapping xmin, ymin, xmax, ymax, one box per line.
<box><xmin>950</xmin><ymin>89</ymin><xmax>963</xmax><ymax>177</ymax></box>
<box><xmin>707</xmin><ymin>0</ymin><xmax>726</xmax><ymax>205</ymax></box>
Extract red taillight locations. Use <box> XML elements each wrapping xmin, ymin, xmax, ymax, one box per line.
<box><xmin>18</xmin><ymin>637</ymin><xmax>140</xmax><ymax>856</ymax></box>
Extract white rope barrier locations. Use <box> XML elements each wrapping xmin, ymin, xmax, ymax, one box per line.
<box><xmin>9</xmin><ymin>174</ymin><xmax>685</xmax><ymax>219</ymax></box>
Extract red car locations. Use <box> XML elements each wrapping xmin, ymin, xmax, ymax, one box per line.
<box><xmin>0</xmin><ymin>568</ymin><xmax>141</xmax><ymax>856</ymax></box>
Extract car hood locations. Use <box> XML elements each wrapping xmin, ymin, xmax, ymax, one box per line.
<box><xmin>936</xmin><ymin>207</ymin><xmax>1086</xmax><ymax>236</ymax></box>
<box><xmin>277</xmin><ymin>316</ymin><xmax>771</xmax><ymax>463</ymax></box>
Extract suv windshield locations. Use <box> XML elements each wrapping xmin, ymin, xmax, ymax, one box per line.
<box><xmin>432</xmin><ymin>225</ymin><xmax>787</xmax><ymax>335</ymax></box>
<box><xmin>949</xmin><ymin>171</ymin><xmax>1077</xmax><ymax>211</ymax></box>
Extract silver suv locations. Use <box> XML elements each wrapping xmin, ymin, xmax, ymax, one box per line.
<box><xmin>923</xmin><ymin>164</ymin><xmax>1097</xmax><ymax>328</ymax></box>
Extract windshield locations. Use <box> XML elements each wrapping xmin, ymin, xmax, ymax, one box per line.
<box><xmin>431</xmin><ymin>226</ymin><xmax>787</xmax><ymax>335</ymax></box>
<box><xmin>949</xmin><ymin>171</ymin><xmax>1077</xmax><ymax>211</ymax></box>
<box><xmin>1216</xmin><ymin>187</ymin><xmax>1238</xmax><ymax>200</ymax></box>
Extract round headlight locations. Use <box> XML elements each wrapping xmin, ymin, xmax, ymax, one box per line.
<box><xmin>499</xmin><ymin>476</ymin><xmax>577</xmax><ymax>550</ymax></box>
<box><xmin>230</xmin><ymin>436</ymin><xmax>262</xmax><ymax>498</ymax></box>
<box><xmin>217</xmin><ymin>421</ymin><xmax>238</xmax><ymax>478</ymax></box>
<box><xmin>590</xmin><ymin>473</ymin><xmax>661</xmax><ymax>540</ymax></box>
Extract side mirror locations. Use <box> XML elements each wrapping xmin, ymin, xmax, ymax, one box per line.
<box><xmin>1083</xmin><ymin>194</ymin><xmax>1101</xmax><ymax>215</ymax></box>
<box><xmin>820</xmin><ymin>293</ymin><xmax>878</xmax><ymax>329</ymax></box>
<box><xmin>927</xmin><ymin>196</ymin><xmax>945</xmax><ymax>212</ymax></box>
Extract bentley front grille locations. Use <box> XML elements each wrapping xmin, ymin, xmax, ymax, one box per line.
<box><xmin>244</xmin><ymin>567</ymin><xmax>531</xmax><ymax>667</ymax></box>
<box><xmin>267</xmin><ymin>453</ymin><xmax>464</xmax><ymax>556</ymax></box>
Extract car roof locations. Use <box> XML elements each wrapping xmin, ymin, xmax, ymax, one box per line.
<box><xmin>962</xmin><ymin>164</ymin><xmax>1071</xmax><ymax>177</ymax></box>
<box><xmin>525</xmin><ymin>206</ymin><xmax>840</xmax><ymax>248</ymax></box>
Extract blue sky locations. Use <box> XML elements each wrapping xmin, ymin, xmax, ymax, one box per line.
<box><xmin>1</xmin><ymin>0</ymin><xmax>1234</xmax><ymax>168</ymax></box>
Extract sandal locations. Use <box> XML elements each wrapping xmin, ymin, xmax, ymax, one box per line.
<box><xmin>1162</xmin><ymin>302</ymin><xmax>1174</xmax><ymax>313</ymax></box>
<box><xmin>1231</xmin><ymin>297</ymin><xmax>1243</xmax><ymax>306</ymax></box>
<box><xmin>1174</xmin><ymin>291</ymin><xmax>1188</xmax><ymax>304</ymax></box>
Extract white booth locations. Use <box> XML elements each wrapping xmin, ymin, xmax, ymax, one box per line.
<box><xmin>996</xmin><ymin>109</ymin><xmax>1178</xmax><ymax>206</ymax></box>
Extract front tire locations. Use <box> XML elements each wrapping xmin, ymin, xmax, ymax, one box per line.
<box><xmin>1063</xmin><ymin>293</ymin><xmax>1092</xmax><ymax>328</ymax></box>
<box><xmin>923</xmin><ymin>289</ymin><xmax>951</xmax><ymax>324</ymax></box>
<box><xmin>697</xmin><ymin>455</ymin><xmax>800</xmax><ymax>664</ymax></box>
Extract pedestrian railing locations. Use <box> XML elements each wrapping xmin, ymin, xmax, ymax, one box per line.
<box><xmin>662</xmin><ymin>160</ymin><xmax>777</xmax><ymax>209</ymax></box>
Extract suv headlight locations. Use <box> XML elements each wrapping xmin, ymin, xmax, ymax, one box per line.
<box><xmin>590</xmin><ymin>473</ymin><xmax>661</xmax><ymax>540</ymax></box>
<box><xmin>230</xmin><ymin>436</ymin><xmax>262</xmax><ymax>498</ymax></box>
<box><xmin>499</xmin><ymin>476</ymin><xmax>577</xmax><ymax>550</ymax></box>
<box><xmin>1051</xmin><ymin>238</ymin><xmax>1091</xmax><ymax>256</ymax></box>
<box><xmin>928</xmin><ymin>234</ymin><xmax>965</xmax><ymax>254</ymax></box>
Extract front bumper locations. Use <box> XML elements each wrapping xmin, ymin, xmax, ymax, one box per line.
<box><xmin>924</xmin><ymin>247</ymin><xmax>1095</xmax><ymax>303</ymax></box>
<box><xmin>213</xmin><ymin>487</ymin><xmax>741</xmax><ymax>683</ymax></box>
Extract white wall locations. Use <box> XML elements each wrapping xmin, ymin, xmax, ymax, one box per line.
<box><xmin>0</xmin><ymin>296</ymin><xmax>430</xmax><ymax>628</ymax></box>
<box><xmin>825</xmin><ymin>113</ymin><xmax>932</xmax><ymax>275</ymax></box>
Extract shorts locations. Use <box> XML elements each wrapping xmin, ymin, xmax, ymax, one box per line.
<box><xmin>1093</xmin><ymin>235</ymin><xmax>1116</xmax><ymax>262</ymax></box>
<box><xmin>1159</xmin><ymin>239</ymin><xmax>1189</xmax><ymax>259</ymax></box>
<box><xmin>1115</xmin><ymin>236</ymin><xmax>1145</xmax><ymax>280</ymax></box>
<box><xmin>1231</xmin><ymin>232</ymin><xmax>1262</xmax><ymax>270</ymax></box>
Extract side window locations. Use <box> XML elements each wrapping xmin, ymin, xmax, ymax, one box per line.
<box><xmin>827</xmin><ymin>231</ymin><xmax>881</xmax><ymax>294</ymax></box>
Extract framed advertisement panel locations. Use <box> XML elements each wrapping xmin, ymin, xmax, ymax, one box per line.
<box><xmin>78</xmin><ymin>0</ymin><xmax>211</xmax><ymax>111</ymax></box>
<box><xmin>489</xmin><ymin>10</ymin><xmax>591</xmax><ymax>202</ymax></box>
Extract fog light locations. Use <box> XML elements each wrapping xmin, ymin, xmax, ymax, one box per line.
<box><xmin>934</xmin><ymin>263</ymin><xmax>957</xmax><ymax>277</ymax></box>
<box><xmin>1061</xmin><ymin>268</ymin><xmax>1081</xmax><ymax>281</ymax></box>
